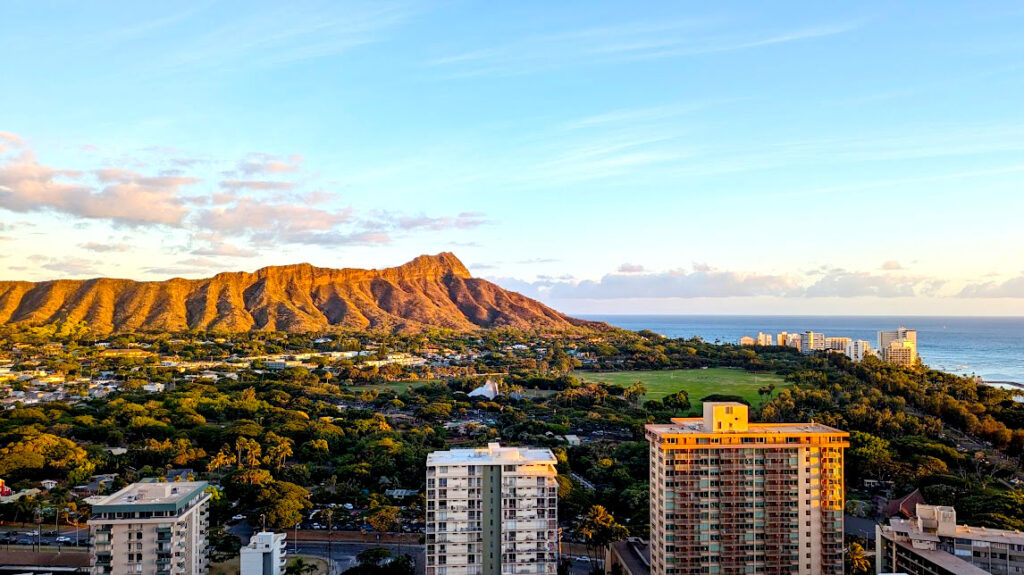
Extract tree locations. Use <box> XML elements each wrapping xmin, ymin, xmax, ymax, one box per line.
<box><xmin>662</xmin><ymin>390</ymin><xmax>690</xmax><ymax>412</ymax></box>
<box><xmin>285</xmin><ymin>558</ymin><xmax>319</xmax><ymax>575</ymax></box>
<box><xmin>255</xmin><ymin>480</ymin><xmax>312</xmax><ymax>529</ymax></box>
<box><xmin>236</xmin><ymin>437</ymin><xmax>262</xmax><ymax>469</ymax></box>
<box><xmin>577</xmin><ymin>505</ymin><xmax>629</xmax><ymax>567</ymax></box>
<box><xmin>367</xmin><ymin>505</ymin><xmax>400</xmax><ymax>537</ymax></box>
<box><xmin>845</xmin><ymin>541</ymin><xmax>871</xmax><ymax>574</ymax></box>
<box><xmin>623</xmin><ymin>382</ymin><xmax>647</xmax><ymax>407</ymax></box>
<box><xmin>263</xmin><ymin>432</ymin><xmax>293</xmax><ymax>472</ymax></box>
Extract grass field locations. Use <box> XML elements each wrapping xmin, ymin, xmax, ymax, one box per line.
<box><xmin>581</xmin><ymin>368</ymin><xmax>787</xmax><ymax>411</ymax></box>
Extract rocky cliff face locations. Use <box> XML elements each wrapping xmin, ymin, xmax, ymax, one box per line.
<box><xmin>0</xmin><ymin>253</ymin><xmax>598</xmax><ymax>333</ymax></box>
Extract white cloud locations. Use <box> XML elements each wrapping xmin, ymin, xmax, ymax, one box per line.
<box><xmin>959</xmin><ymin>275</ymin><xmax>1024</xmax><ymax>298</ymax></box>
<box><xmin>40</xmin><ymin>256</ymin><xmax>103</xmax><ymax>276</ymax></box>
<box><xmin>0</xmin><ymin>148</ymin><xmax>194</xmax><ymax>226</ymax></box>
<box><xmin>234</xmin><ymin>153</ymin><xmax>303</xmax><ymax>176</ymax></box>
<box><xmin>81</xmin><ymin>241</ymin><xmax>131</xmax><ymax>252</ymax></box>
<box><xmin>880</xmin><ymin>260</ymin><xmax>903</xmax><ymax>270</ymax></box>
<box><xmin>618</xmin><ymin>263</ymin><xmax>645</xmax><ymax>273</ymax></box>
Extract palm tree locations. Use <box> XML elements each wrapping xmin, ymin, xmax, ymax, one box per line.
<box><xmin>845</xmin><ymin>542</ymin><xmax>871</xmax><ymax>574</ymax></box>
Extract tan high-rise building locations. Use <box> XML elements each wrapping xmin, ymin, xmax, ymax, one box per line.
<box><xmin>878</xmin><ymin>327</ymin><xmax>917</xmax><ymax>366</ymax></box>
<box><xmin>426</xmin><ymin>443</ymin><xmax>558</xmax><ymax>575</ymax></box>
<box><xmin>646</xmin><ymin>403</ymin><xmax>849</xmax><ymax>575</ymax></box>
<box><xmin>824</xmin><ymin>337</ymin><xmax>851</xmax><ymax>352</ymax></box>
<box><xmin>89</xmin><ymin>480</ymin><xmax>210</xmax><ymax>575</ymax></box>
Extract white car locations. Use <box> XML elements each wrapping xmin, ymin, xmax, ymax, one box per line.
<box><xmin>231</xmin><ymin>514</ymin><xmax>246</xmax><ymax>522</ymax></box>
<box><xmin>55</xmin><ymin>536</ymin><xmax>72</xmax><ymax>543</ymax></box>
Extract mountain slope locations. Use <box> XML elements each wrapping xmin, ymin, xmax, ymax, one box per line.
<box><xmin>0</xmin><ymin>253</ymin><xmax>599</xmax><ymax>334</ymax></box>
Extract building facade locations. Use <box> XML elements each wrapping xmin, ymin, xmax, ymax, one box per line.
<box><xmin>878</xmin><ymin>327</ymin><xmax>918</xmax><ymax>366</ymax></box>
<box><xmin>426</xmin><ymin>443</ymin><xmax>558</xmax><ymax>575</ymax></box>
<box><xmin>844</xmin><ymin>340</ymin><xmax>873</xmax><ymax>363</ymax></box>
<box><xmin>824</xmin><ymin>337</ymin><xmax>850</xmax><ymax>352</ymax></box>
<box><xmin>646</xmin><ymin>403</ymin><xmax>849</xmax><ymax>575</ymax></box>
<box><xmin>802</xmin><ymin>331</ymin><xmax>825</xmax><ymax>353</ymax></box>
<box><xmin>89</xmin><ymin>480</ymin><xmax>210</xmax><ymax>575</ymax></box>
<box><xmin>241</xmin><ymin>531</ymin><xmax>287</xmax><ymax>575</ymax></box>
<box><xmin>876</xmin><ymin>504</ymin><xmax>1024</xmax><ymax>575</ymax></box>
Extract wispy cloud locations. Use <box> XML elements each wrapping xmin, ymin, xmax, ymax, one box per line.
<box><xmin>160</xmin><ymin>2</ymin><xmax>415</xmax><ymax>72</ymax></box>
<box><xmin>427</xmin><ymin>19</ymin><xmax>858</xmax><ymax>77</ymax></box>
<box><xmin>493</xmin><ymin>264</ymin><xmax>945</xmax><ymax>300</ymax></box>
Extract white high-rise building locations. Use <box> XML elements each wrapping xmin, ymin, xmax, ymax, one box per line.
<box><xmin>89</xmin><ymin>480</ymin><xmax>210</xmax><ymax>575</ymax></box>
<box><xmin>844</xmin><ymin>340</ymin><xmax>873</xmax><ymax>362</ymax></box>
<box><xmin>426</xmin><ymin>443</ymin><xmax>559</xmax><ymax>575</ymax></box>
<box><xmin>241</xmin><ymin>532</ymin><xmax>287</xmax><ymax>575</ymax></box>
<box><xmin>756</xmin><ymin>332</ymin><xmax>774</xmax><ymax>346</ymax></box>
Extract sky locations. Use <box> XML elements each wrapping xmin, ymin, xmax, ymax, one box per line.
<box><xmin>2</xmin><ymin>1</ymin><xmax>1024</xmax><ymax>316</ymax></box>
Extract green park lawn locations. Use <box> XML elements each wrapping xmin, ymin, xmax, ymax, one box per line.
<box><xmin>581</xmin><ymin>367</ymin><xmax>787</xmax><ymax>411</ymax></box>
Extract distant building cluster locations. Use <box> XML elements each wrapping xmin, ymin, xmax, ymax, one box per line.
<box><xmin>739</xmin><ymin>327</ymin><xmax>918</xmax><ymax>367</ymax></box>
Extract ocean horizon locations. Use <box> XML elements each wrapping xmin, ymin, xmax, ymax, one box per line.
<box><xmin>579</xmin><ymin>314</ymin><xmax>1024</xmax><ymax>384</ymax></box>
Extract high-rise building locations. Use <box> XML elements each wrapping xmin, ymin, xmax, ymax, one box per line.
<box><xmin>876</xmin><ymin>504</ymin><xmax>1023</xmax><ymax>575</ymax></box>
<box><xmin>425</xmin><ymin>443</ymin><xmax>559</xmax><ymax>575</ymax></box>
<box><xmin>776</xmin><ymin>332</ymin><xmax>788</xmax><ymax>347</ymax></box>
<box><xmin>785</xmin><ymin>333</ymin><xmax>802</xmax><ymax>352</ymax></box>
<box><xmin>844</xmin><ymin>340</ymin><xmax>873</xmax><ymax>362</ymax></box>
<box><xmin>878</xmin><ymin>327</ymin><xmax>917</xmax><ymax>366</ymax></box>
<box><xmin>646</xmin><ymin>403</ymin><xmax>849</xmax><ymax>575</ymax></box>
<box><xmin>756</xmin><ymin>333</ymin><xmax>774</xmax><ymax>346</ymax></box>
<box><xmin>89</xmin><ymin>480</ymin><xmax>210</xmax><ymax>575</ymax></box>
<box><xmin>802</xmin><ymin>331</ymin><xmax>825</xmax><ymax>353</ymax></box>
<box><xmin>241</xmin><ymin>532</ymin><xmax>287</xmax><ymax>575</ymax></box>
<box><xmin>824</xmin><ymin>337</ymin><xmax>850</xmax><ymax>352</ymax></box>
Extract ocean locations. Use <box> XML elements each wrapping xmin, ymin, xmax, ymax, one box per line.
<box><xmin>579</xmin><ymin>315</ymin><xmax>1024</xmax><ymax>384</ymax></box>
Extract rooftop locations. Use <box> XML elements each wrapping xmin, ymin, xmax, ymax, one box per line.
<box><xmin>427</xmin><ymin>443</ymin><xmax>556</xmax><ymax>466</ymax></box>
<box><xmin>890</xmin><ymin>538</ymin><xmax>990</xmax><ymax>575</ymax></box>
<box><xmin>648</xmin><ymin>420</ymin><xmax>847</xmax><ymax>435</ymax></box>
<box><xmin>91</xmin><ymin>480</ymin><xmax>208</xmax><ymax>514</ymax></box>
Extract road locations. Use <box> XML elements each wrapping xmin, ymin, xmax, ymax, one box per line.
<box><xmin>0</xmin><ymin>526</ymin><xmax>90</xmax><ymax>550</ymax></box>
<box><xmin>229</xmin><ymin>520</ymin><xmax>425</xmax><ymax>575</ymax></box>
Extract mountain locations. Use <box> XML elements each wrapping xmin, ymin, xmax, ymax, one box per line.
<box><xmin>0</xmin><ymin>253</ymin><xmax>600</xmax><ymax>334</ymax></box>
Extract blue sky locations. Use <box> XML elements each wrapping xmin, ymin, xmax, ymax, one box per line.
<box><xmin>2</xmin><ymin>1</ymin><xmax>1024</xmax><ymax>315</ymax></box>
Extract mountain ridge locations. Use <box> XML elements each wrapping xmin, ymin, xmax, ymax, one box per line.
<box><xmin>0</xmin><ymin>253</ymin><xmax>599</xmax><ymax>334</ymax></box>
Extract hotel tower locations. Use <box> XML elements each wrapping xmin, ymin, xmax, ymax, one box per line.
<box><xmin>646</xmin><ymin>402</ymin><xmax>848</xmax><ymax>575</ymax></box>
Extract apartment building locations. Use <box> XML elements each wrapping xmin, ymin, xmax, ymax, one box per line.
<box><xmin>241</xmin><ymin>531</ymin><xmax>287</xmax><ymax>575</ymax></box>
<box><xmin>876</xmin><ymin>504</ymin><xmax>1024</xmax><ymax>575</ymax></box>
<box><xmin>824</xmin><ymin>337</ymin><xmax>850</xmax><ymax>352</ymax></box>
<box><xmin>844</xmin><ymin>340</ymin><xmax>873</xmax><ymax>363</ymax></box>
<box><xmin>426</xmin><ymin>443</ymin><xmax>558</xmax><ymax>575</ymax></box>
<box><xmin>756</xmin><ymin>333</ymin><xmax>774</xmax><ymax>347</ymax></box>
<box><xmin>89</xmin><ymin>480</ymin><xmax>210</xmax><ymax>575</ymax></box>
<box><xmin>878</xmin><ymin>327</ymin><xmax>918</xmax><ymax>366</ymax></box>
<box><xmin>646</xmin><ymin>402</ymin><xmax>849</xmax><ymax>575</ymax></box>
<box><xmin>802</xmin><ymin>331</ymin><xmax>825</xmax><ymax>353</ymax></box>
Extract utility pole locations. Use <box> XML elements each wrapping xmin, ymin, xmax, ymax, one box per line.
<box><xmin>325</xmin><ymin>509</ymin><xmax>334</xmax><ymax>575</ymax></box>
